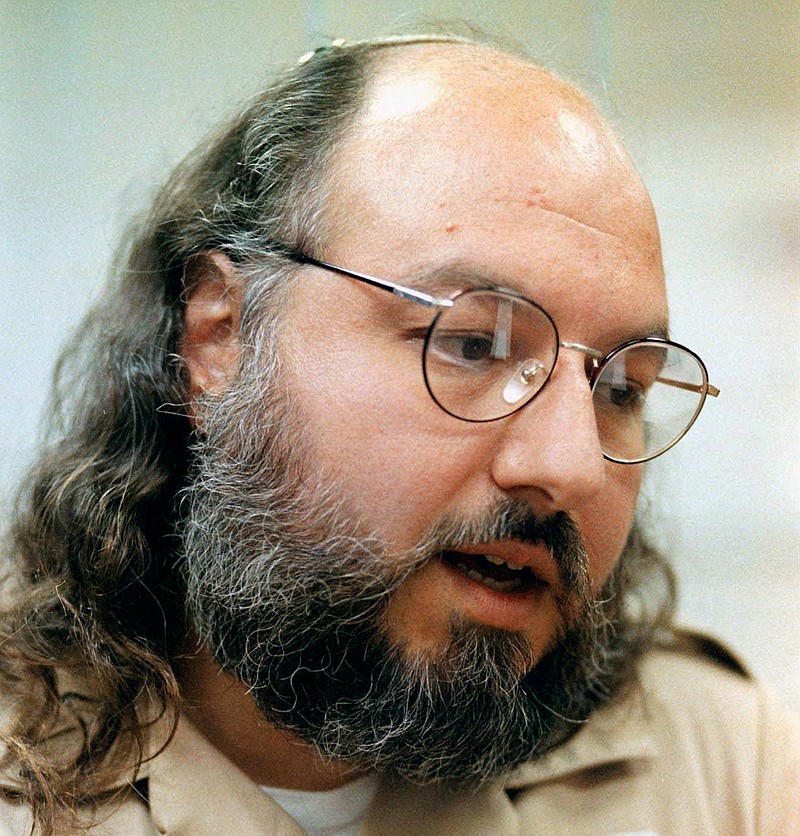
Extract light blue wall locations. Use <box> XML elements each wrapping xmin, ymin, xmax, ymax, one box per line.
<box><xmin>2</xmin><ymin>1</ymin><xmax>797</xmax><ymax>707</ymax></box>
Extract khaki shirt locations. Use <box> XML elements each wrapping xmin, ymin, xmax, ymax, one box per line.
<box><xmin>1</xmin><ymin>634</ymin><xmax>798</xmax><ymax>835</ymax></box>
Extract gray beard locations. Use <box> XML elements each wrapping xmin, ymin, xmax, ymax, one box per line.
<box><xmin>180</xmin><ymin>365</ymin><xmax>632</xmax><ymax>786</ymax></box>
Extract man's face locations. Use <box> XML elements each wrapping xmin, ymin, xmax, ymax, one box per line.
<box><xmin>182</xmin><ymin>48</ymin><xmax>668</xmax><ymax>783</ymax></box>
<box><xmin>278</xmin><ymin>53</ymin><xmax>667</xmax><ymax>665</ymax></box>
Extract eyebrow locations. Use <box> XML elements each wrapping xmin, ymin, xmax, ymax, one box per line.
<box><xmin>294</xmin><ymin>249</ymin><xmax>671</xmax><ymax>344</ymax></box>
<box><xmin>639</xmin><ymin>321</ymin><xmax>671</xmax><ymax>342</ymax></box>
<box><xmin>401</xmin><ymin>260</ymin><xmax>672</xmax><ymax>343</ymax></box>
<box><xmin>400</xmin><ymin>260</ymin><xmax>524</xmax><ymax>296</ymax></box>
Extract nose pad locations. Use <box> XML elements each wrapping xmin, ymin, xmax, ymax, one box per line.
<box><xmin>502</xmin><ymin>358</ymin><xmax>546</xmax><ymax>405</ymax></box>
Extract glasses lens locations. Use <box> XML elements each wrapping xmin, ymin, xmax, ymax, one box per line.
<box><xmin>423</xmin><ymin>290</ymin><xmax>558</xmax><ymax>422</ymax></box>
<box><xmin>592</xmin><ymin>341</ymin><xmax>709</xmax><ymax>463</ymax></box>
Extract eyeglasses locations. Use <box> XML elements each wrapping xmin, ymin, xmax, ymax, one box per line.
<box><xmin>283</xmin><ymin>249</ymin><xmax>719</xmax><ymax>464</ymax></box>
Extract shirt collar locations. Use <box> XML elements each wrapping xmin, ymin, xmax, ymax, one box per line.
<box><xmin>0</xmin><ymin>670</ymin><xmax>657</xmax><ymax>815</ymax></box>
<box><xmin>504</xmin><ymin>679</ymin><xmax>658</xmax><ymax>788</ymax></box>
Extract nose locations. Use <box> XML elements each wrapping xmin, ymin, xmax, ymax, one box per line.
<box><xmin>489</xmin><ymin>353</ymin><xmax>606</xmax><ymax>514</ymax></box>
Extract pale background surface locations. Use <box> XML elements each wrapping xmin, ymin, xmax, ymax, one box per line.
<box><xmin>2</xmin><ymin>1</ymin><xmax>798</xmax><ymax>708</ymax></box>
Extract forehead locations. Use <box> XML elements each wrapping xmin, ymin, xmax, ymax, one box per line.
<box><xmin>319</xmin><ymin>44</ymin><xmax>667</xmax><ymax>340</ymax></box>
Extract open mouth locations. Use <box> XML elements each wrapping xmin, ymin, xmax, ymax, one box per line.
<box><xmin>441</xmin><ymin>551</ymin><xmax>545</xmax><ymax>594</ymax></box>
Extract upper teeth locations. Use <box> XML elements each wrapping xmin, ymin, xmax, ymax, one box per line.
<box><xmin>484</xmin><ymin>554</ymin><xmax>525</xmax><ymax>571</ymax></box>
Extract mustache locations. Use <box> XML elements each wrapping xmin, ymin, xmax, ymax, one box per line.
<box><xmin>412</xmin><ymin>499</ymin><xmax>589</xmax><ymax>595</ymax></box>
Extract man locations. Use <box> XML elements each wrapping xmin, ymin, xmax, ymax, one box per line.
<box><xmin>1</xmin><ymin>32</ymin><xmax>797</xmax><ymax>836</ymax></box>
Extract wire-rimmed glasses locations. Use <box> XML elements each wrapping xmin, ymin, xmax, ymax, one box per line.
<box><xmin>283</xmin><ymin>249</ymin><xmax>719</xmax><ymax>464</ymax></box>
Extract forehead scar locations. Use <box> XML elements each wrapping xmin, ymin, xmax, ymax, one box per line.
<box><xmin>493</xmin><ymin>197</ymin><xmax>624</xmax><ymax>243</ymax></box>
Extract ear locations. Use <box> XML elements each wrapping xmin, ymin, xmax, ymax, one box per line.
<box><xmin>180</xmin><ymin>251</ymin><xmax>243</xmax><ymax>423</ymax></box>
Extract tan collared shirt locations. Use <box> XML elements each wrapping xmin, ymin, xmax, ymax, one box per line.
<box><xmin>1</xmin><ymin>635</ymin><xmax>798</xmax><ymax>835</ymax></box>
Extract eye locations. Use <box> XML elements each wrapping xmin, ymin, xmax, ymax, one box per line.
<box><xmin>428</xmin><ymin>330</ymin><xmax>496</xmax><ymax>367</ymax></box>
<box><xmin>592</xmin><ymin>344</ymin><xmax>665</xmax><ymax>416</ymax></box>
<box><xmin>594</xmin><ymin>379</ymin><xmax>646</xmax><ymax>414</ymax></box>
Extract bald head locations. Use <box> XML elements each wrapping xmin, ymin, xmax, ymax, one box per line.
<box><xmin>321</xmin><ymin>41</ymin><xmax>663</xmax><ymax>310</ymax></box>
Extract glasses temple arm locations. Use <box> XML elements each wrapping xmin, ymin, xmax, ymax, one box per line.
<box><xmin>285</xmin><ymin>251</ymin><xmax>452</xmax><ymax>308</ymax></box>
<box><xmin>280</xmin><ymin>250</ymin><xmax>720</xmax><ymax>399</ymax></box>
<box><xmin>656</xmin><ymin>376</ymin><xmax>720</xmax><ymax>397</ymax></box>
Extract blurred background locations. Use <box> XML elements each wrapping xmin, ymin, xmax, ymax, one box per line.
<box><xmin>1</xmin><ymin>1</ymin><xmax>798</xmax><ymax>708</ymax></box>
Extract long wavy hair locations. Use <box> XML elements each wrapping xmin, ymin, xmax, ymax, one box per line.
<box><xmin>0</xmin><ymin>32</ymin><xmax>677</xmax><ymax>835</ymax></box>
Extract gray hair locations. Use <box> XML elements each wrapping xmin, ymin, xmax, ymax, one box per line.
<box><xmin>0</xmin><ymin>33</ymin><xmax>498</xmax><ymax>834</ymax></box>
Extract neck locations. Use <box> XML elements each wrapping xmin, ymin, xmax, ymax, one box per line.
<box><xmin>174</xmin><ymin>643</ymin><xmax>366</xmax><ymax>790</ymax></box>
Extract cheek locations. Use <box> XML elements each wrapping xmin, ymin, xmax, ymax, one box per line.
<box><xmin>583</xmin><ymin>466</ymin><xmax>642</xmax><ymax>591</ymax></box>
<box><xmin>282</xmin><ymin>335</ymin><xmax>491</xmax><ymax>544</ymax></box>
<box><xmin>305</xmin><ymin>418</ymin><xmax>489</xmax><ymax>544</ymax></box>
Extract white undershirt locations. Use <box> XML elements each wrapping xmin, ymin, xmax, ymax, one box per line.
<box><xmin>262</xmin><ymin>774</ymin><xmax>378</xmax><ymax>836</ymax></box>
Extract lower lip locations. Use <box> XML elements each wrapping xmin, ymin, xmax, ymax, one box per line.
<box><xmin>439</xmin><ymin>557</ymin><xmax>552</xmax><ymax>632</ymax></box>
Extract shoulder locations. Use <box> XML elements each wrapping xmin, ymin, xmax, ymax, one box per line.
<box><xmin>637</xmin><ymin>628</ymin><xmax>800</xmax><ymax>832</ymax></box>
<box><xmin>636</xmin><ymin>627</ymin><xmax>795</xmax><ymax>737</ymax></box>
<box><xmin>636</xmin><ymin>627</ymin><xmax>798</xmax><ymax>763</ymax></box>
<box><xmin>0</xmin><ymin>678</ymin><xmax>166</xmax><ymax>835</ymax></box>
<box><xmin>507</xmin><ymin>628</ymin><xmax>799</xmax><ymax>835</ymax></box>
